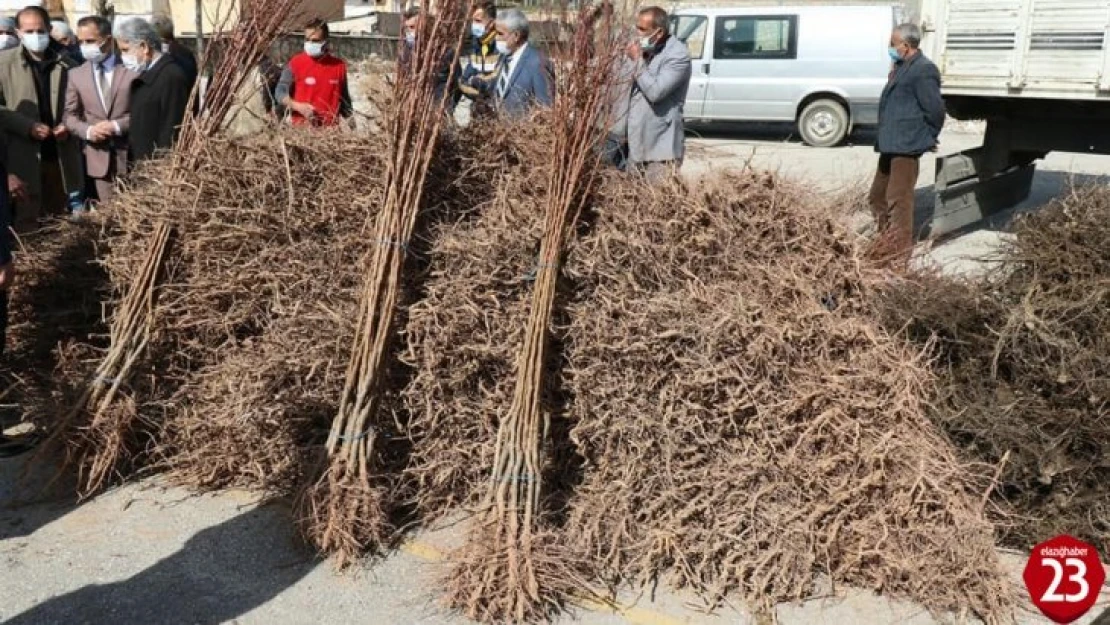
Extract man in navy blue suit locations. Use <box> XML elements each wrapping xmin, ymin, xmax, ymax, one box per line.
<box><xmin>491</xmin><ymin>8</ymin><xmax>553</xmax><ymax>119</ymax></box>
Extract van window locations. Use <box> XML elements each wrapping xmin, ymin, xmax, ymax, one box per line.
<box><xmin>669</xmin><ymin>15</ymin><xmax>709</xmax><ymax>59</ymax></box>
<box><xmin>714</xmin><ymin>15</ymin><xmax>798</xmax><ymax>60</ymax></box>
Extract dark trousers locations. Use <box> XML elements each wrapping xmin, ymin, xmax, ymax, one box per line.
<box><xmin>602</xmin><ymin>133</ymin><xmax>628</xmax><ymax>171</ymax></box>
<box><xmin>0</xmin><ymin>290</ymin><xmax>7</xmax><ymax>357</ymax></box>
<box><xmin>1</xmin><ymin>160</ymin><xmax>10</xmax><ymax>356</ymax></box>
<box><xmin>868</xmin><ymin>153</ymin><xmax>920</xmax><ymax>267</ymax></box>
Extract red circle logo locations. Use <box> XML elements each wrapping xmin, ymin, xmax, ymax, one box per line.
<box><xmin>1023</xmin><ymin>535</ymin><xmax>1106</xmax><ymax>624</ymax></box>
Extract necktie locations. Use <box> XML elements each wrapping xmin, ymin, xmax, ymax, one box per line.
<box><xmin>97</xmin><ymin>65</ymin><xmax>110</xmax><ymax>110</ymax></box>
<box><xmin>497</xmin><ymin>57</ymin><xmax>512</xmax><ymax>98</ymax></box>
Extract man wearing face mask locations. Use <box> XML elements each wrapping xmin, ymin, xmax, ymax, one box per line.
<box><xmin>0</xmin><ymin>5</ymin><xmax>84</xmax><ymax>227</ymax></box>
<box><xmin>275</xmin><ymin>19</ymin><xmax>353</xmax><ymax>128</ymax></box>
<box><xmin>64</xmin><ymin>15</ymin><xmax>137</xmax><ymax>206</ymax></box>
<box><xmin>0</xmin><ymin>18</ymin><xmax>20</xmax><ymax>52</ymax></box>
<box><xmin>118</xmin><ymin>17</ymin><xmax>191</xmax><ymax>162</ymax></box>
<box><xmin>623</xmin><ymin>6</ymin><xmax>691</xmax><ymax>179</ymax></box>
<box><xmin>491</xmin><ymin>9</ymin><xmax>553</xmax><ymax>119</ymax></box>
<box><xmin>399</xmin><ymin>7</ymin><xmax>457</xmax><ymax>111</ymax></box>
<box><xmin>457</xmin><ymin>1</ymin><xmax>501</xmax><ymax>117</ymax></box>
<box><xmin>870</xmin><ymin>22</ymin><xmax>944</xmax><ymax>268</ymax></box>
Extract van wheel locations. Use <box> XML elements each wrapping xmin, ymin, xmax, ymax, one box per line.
<box><xmin>798</xmin><ymin>99</ymin><xmax>849</xmax><ymax>147</ymax></box>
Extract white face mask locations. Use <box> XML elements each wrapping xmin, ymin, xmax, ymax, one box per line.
<box><xmin>304</xmin><ymin>41</ymin><xmax>325</xmax><ymax>58</ymax></box>
<box><xmin>495</xmin><ymin>39</ymin><xmax>510</xmax><ymax>55</ymax></box>
<box><xmin>638</xmin><ymin>34</ymin><xmax>656</xmax><ymax>51</ymax></box>
<box><xmin>81</xmin><ymin>43</ymin><xmax>105</xmax><ymax>63</ymax></box>
<box><xmin>20</xmin><ymin>32</ymin><xmax>49</xmax><ymax>54</ymax></box>
<box><xmin>0</xmin><ymin>34</ymin><xmax>17</xmax><ymax>50</ymax></box>
<box><xmin>470</xmin><ymin>23</ymin><xmax>486</xmax><ymax>38</ymax></box>
<box><xmin>404</xmin><ymin>32</ymin><xmax>415</xmax><ymax>46</ymax></box>
<box><xmin>121</xmin><ymin>52</ymin><xmax>145</xmax><ymax>72</ymax></box>
<box><xmin>160</xmin><ymin>42</ymin><xmax>170</xmax><ymax>53</ymax></box>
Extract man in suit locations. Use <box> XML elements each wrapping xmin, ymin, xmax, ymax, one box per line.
<box><xmin>623</xmin><ymin>6</ymin><xmax>691</xmax><ymax>179</ymax></box>
<box><xmin>64</xmin><ymin>15</ymin><xmax>136</xmax><ymax>206</ymax></box>
<box><xmin>0</xmin><ymin>6</ymin><xmax>84</xmax><ymax>227</ymax></box>
<box><xmin>492</xmin><ymin>9</ymin><xmax>553</xmax><ymax>119</ymax></box>
<box><xmin>870</xmin><ymin>22</ymin><xmax>945</xmax><ymax>267</ymax></box>
<box><xmin>116</xmin><ymin>18</ymin><xmax>190</xmax><ymax>162</ymax></box>
<box><xmin>150</xmin><ymin>15</ymin><xmax>198</xmax><ymax>91</ymax></box>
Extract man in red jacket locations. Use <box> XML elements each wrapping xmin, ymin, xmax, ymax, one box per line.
<box><xmin>275</xmin><ymin>19</ymin><xmax>353</xmax><ymax>127</ymax></box>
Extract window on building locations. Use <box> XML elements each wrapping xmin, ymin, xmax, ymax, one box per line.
<box><xmin>714</xmin><ymin>15</ymin><xmax>797</xmax><ymax>60</ymax></box>
<box><xmin>669</xmin><ymin>14</ymin><xmax>708</xmax><ymax>59</ymax></box>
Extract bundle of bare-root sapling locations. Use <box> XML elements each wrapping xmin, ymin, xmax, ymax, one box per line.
<box><xmin>296</xmin><ymin>4</ymin><xmax>467</xmax><ymax>567</ymax></box>
<box><xmin>41</xmin><ymin>0</ymin><xmax>306</xmax><ymax>498</ymax></box>
<box><xmin>447</xmin><ymin>8</ymin><xmax>618</xmax><ymax>623</ymax></box>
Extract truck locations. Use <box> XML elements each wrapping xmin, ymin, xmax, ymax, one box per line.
<box><xmin>921</xmin><ymin>0</ymin><xmax>1110</xmax><ymax>235</ymax></box>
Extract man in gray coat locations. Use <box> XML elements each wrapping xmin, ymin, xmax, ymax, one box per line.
<box><xmin>869</xmin><ymin>22</ymin><xmax>945</xmax><ymax>267</ymax></box>
<box><xmin>624</xmin><ymin>6</ymin><xmax>691</xmax><ymax>178</ymax></box>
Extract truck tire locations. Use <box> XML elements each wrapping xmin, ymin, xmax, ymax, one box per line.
<box><xmin>798</xmin><ymin>99</ymin><xmax>850</xmax><ymax>147</ymax></box>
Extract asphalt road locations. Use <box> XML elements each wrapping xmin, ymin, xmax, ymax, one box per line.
<box><xmin>685</xmin><ymin>121</ymin><xmax>1110</xmax><ymax>275</ymax></box>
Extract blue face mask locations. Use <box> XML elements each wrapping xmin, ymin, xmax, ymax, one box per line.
<box><xmin>471</xmin><ymin>23</ymin><xmax>486</xmax><ymax>38</ymax></box>
<box><xmin>888</xmin><ymin>46</ymin><xmax>902</xmax><ymax>63</ymax></box>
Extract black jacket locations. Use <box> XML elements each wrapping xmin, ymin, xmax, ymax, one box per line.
<box><xmin>168</xmin><ymin>41</ymin><xmax>198</xmax><ymax>89</ymax></box>
<box><xmin>876</xmin><ymin>51</ymin><xmax>946</xmax><ymax>156</ymax></box>
<box><xmin>0</xmin><ymin>151</ymin><xmax>9</xmax><ymax>266</ymax></box>
<box><xmin>129</xmin><ymin>55</ymin><xmax>191</xmax><ymax>163</ymax></box>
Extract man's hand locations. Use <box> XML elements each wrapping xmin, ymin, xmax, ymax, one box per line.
<box><xmin>291</xmin><ymin>101</ymin><xmax>316</xmax><ymax>119</ymax></box>
<box><xmin>89</xmin><ymin>121</ymin><xmax>115</xmax><ymax>142</ymax></box>
<box><xmin>52</xmin><ymin>125</ymin><xmax>69</xmax><ymax>141</ymax></box>
<box><xmin>0</xmin><ymin>262</ymin><xmax>14</xmax><ymax>291</ymax></box>
<box><xmin>625</xmin><ymin>41</ymin><xmax>641</xmax><ymax>60</ymax></box>
<box><xmin>8</xmin><ymin>174</ymin><xmax>27</xmax><ymax>203</ymax></box>
<box><xmin>30</xmin><ymin>123</ymin><xmax>51</xmax><ymax>141</ymax></box>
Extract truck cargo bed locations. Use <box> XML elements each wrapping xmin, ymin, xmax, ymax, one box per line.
<box><xmin>922</xmin><ymin>0</ymin><xmax>1110</xmax><ymax>100</ymax></box>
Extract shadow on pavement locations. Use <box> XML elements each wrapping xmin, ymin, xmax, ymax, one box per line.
<box><xmin>3</xmin><ymin>504</ymin><xmax>316</xmax><ymax>625</ymax></box>
<box><xmin>686</xmin><ymin>120</ymin><xmax>878</xmax><ymax>147</ymax></box>
<box><xmin>0</xmin><ymin>454</ymin><xmax>79</xmax><ymax>541</ymax></box>
<box><xmin>912</xmin><ymin>169</ymin><xmax>1109</xmax><ymax>242</ymax></box>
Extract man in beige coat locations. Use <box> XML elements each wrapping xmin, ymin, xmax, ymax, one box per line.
<box><xmin>0</xmin><ymin>6</ymin><xmax>83</xmax><ymax>227</ymax></box>
<box><xmin>64</xmin><ymin>15</ymin><xmax>135</xmax><ymax>206</ymax></box>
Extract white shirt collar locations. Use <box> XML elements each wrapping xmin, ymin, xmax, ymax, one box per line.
<box><xmin>506</xmin><ymin>42</ymin><xmax>528</xmax><ymax>79</ymax></box>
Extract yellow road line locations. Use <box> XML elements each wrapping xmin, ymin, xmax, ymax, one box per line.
<box><xmin>399</xmin><ymin>539</ymin><xmax>695</xmax><ymax>625</ymax></box>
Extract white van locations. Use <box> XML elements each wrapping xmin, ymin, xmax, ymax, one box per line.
<box><xmin>670</xmin><ymin>5</ymin><xmax>896</xmax><ymax>146</ymax></box>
